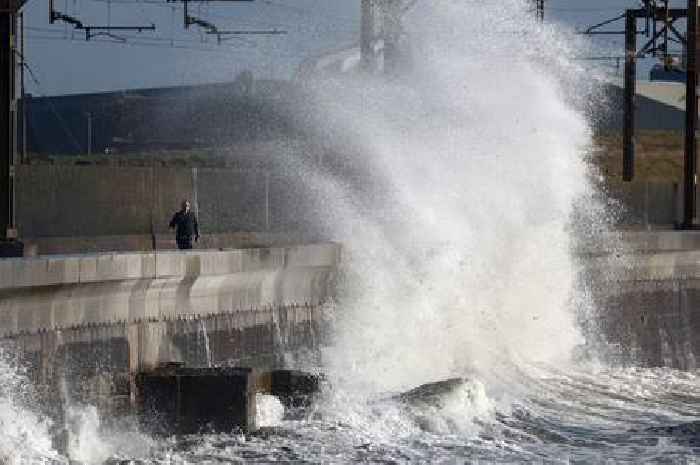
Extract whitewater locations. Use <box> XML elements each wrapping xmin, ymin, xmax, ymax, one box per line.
<box><xmin>1</xmin><ymin>0</ymin><xmax>699</xmax><ymax>463</ymax></box>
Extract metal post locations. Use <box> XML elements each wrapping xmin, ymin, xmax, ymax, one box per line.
<box><xmin>0</xmin><ymin>9</ymin><xmax>16</xmax><ymax>241</ymax></box>
<box><xmin>537</xmin><ymin>0</ymin><xmax>544</xmax><ymax>22</ymax></box>
<box><xmin>360</xmin><ymin>0</ymin><xmax>375</xmax><ymax>71</ymax></box>
<box><xmin>683</xmin><ymin>0</ymin><xmax>698</xmax><ymax>228</ymax></box>
<box><xmin>623</xmin><ymin>10</ymin><xmax>637</xmax><ymax>182</ymax></box>
<box><xmin>19</xmin><ymin>10</ymin><xmax>24</xmax><ymax>164</ymax></box>
<box><xmin>86</xmin><ymin>112</ymin><xmax>92</xmax><ymax>157</ymax></box>
<box><xmin>191</xmin><ymin>166</ymin><xmax>200</xmax><ymax>238</ymax></box>
<box><xmin>264</xmin><ymin>171</ymin><xmax>270</xmax><ymax>232</ymax></box>
<box><xmin>383</xmin><ymin>0</ymin><xmax>400</xmax><ymax>75</ymax></box>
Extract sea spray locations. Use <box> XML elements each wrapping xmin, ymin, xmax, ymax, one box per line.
<box><xmin>0</xmin><ymin>348</ymin><xmax>64</xmax><ymax>464</ymax></box>
<box><xmin>64</xmin><ymin>403</ymin><xmax>155</xmax><ymax>465</ymax></box>
<box><xmin>282</xmin><ymin>0</ymin><xmax>605</xmax><ymax>414</ymax></box>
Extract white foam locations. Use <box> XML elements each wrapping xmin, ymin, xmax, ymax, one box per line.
<box><xmin>256</xmin><ymin>394</ymin><xmax>285</xmax><ymax>427</ymax></box>
<box><xmin>63</xmin><ymin>403</ymin><xmax>156</xmax><ymax>464</ymax></box>
<box><xmin>295</xmin><ymin>0</ymin><xmax>600</xmax><ymax>401</ymax></box>
<box><xmin>0</xmin><ymin>349</ymin><xmax>64</xmax><ymax>464</ymax></box>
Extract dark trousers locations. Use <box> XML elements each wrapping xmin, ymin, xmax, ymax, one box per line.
<box><xmin>177</xmin><ymin>237</ymin><xmax>193</xmax><ymax>250</ymax></box>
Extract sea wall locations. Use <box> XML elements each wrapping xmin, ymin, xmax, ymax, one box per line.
<box><xmin>585</xmin><ymin>239</ymin><xmax>700</xmax><ymax>369</ymax></box>
<box><xmin>0</xmin><ymin>243</ymin><xmax>340</xmax><ymax>413</ymax></box>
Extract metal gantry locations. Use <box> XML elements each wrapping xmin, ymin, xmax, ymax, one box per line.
<box><xmin>685</xmin><ymin>0</ymin><xmax>698</xmax><ymax>228</ymax></box>
<box><xmin>169</xmin><ymin>0</ymin><xmax>286</xmax><ymax>44</ymax></box>
<box><xmin>49</xmin><ymin>0</ymin><xmax>155</xmax><ymax>41</ymax></box>
<box><xmin>582</xmin><ymin>1</ymin><xmax>699</xmax><ymax>228</ymax></box>
<box><xmin>0</xmin><ymin>0</ymin><xmax>23</xmax><ymax>250</ymax></box>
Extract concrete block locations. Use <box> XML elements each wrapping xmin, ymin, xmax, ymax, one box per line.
<box><xmin>142</xmin><ymin>281</ymin><xmax>164</xmax><ymax>321</ymax></box>
<box><xmin>96</xmin><ymin>254</ymin><xmax>127</xmax><ymax>281</ymax></box>
<box><xmin>139</xmin><ymin>253</ymin><xmax>156</xmax><ymax>278</ymax></box>
<box><xmin>241</xmin><ymin>247</ymin><xmax>285</xmax><ymax>272</ymax></box>
<box><xmin>153</xmin><ymin>278</ymin><xmax>180</xmax><ymax>320</ymax></box>
<box><xmin>155</xmin><ymin>253</ymin><xmax>184</xmax><ymax>278</ymax></box>
<box><xmin>49</xmin><ymin>286</ymin><xmax>74</xmax><ymax>329</ymax></box>
<box><xmin>77</xmin><ymin>287</ymin><xmax>104</xmax><ymax>327</ymax></box>
<box><xmin>199</xmin><ymin>251</ymin><xmax>229</xmax><ymax>276</ymax></box>
<box><xmin>231</xmin><ymin>271</ymin><xmax>268</xmax><ymax>310</ymax></box>
<box><xmin>46</xmin><ymin>257</ymin><xmax>80</xmax><ymax>286</ymax></box>
<box><xmin>226</xmin><ymin>250</ymin><xmax>244</xmax><ymax>274</ymax></box>
<box><xmin>183</xmin><ymin>254</ymin><xmax>202</xmax><ymax>276</ymax></box>
<box><xmin>94</xmin><ymin>281</ymin><xmax>133</xmax><ymax>324</ymax></box>
<box><xmin>124</xmin><ymin>254</ymin><xmax>144</xmax><ymax>279</ymax></box>
<box><xmin>17</xmin><ymin>297</ymin><xmax>52</xmax><ymax>333</ymax></box>
<box><xmin>0</xmin><ymin>260</ymin><xmax>15</xmax><ymax>289</ymax></box>
<box><xmin>0</xmin><ymin>300</ymin><xmax>18</xmax><ymax>336</ymax></box>
<box><xmin>48</xmin><ymin>285</ymin><xmax>74</xmax><ymax>329</ymax></box>
<box><xmin>266</xmin><ymin>370</ymin><xmax>321</xmax><ymax>409</ymax></box>
<box><xmin>136</xmin><ymin>366</ymin><xmax>256</xmax><ymax>434</ymax></box>
<box><xmin>127</xmin><ymin>279</ymin><xmax>152</xmax><ymax>322</ymax></box>
<box><xmin>285</xmin><ymin>243</ymin><xmax>341</xmax><ymax>268</ymax></box>
<box><xmin>189</xmin><ymin>276</ymin><xmax>226</xmax><ymax>316</ymax></box>
<box><xmin>79</xmin><ymin>256</ymin><xmax>98</xmax><ymax>283</ymax></box>
<box><xmin>14</xmin><ymin>259</ymin><xmax>49</xmax><ymax>288</ymax></box>
<box><xmin>259</xmin><ymin>267</ymin><xmax>332</xmax><ymax>307</ymax></box>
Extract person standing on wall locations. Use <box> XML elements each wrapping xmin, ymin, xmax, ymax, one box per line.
<box><xmin>169</xmin><ymin>199</ymin><xmax>200</xmax><ymax>250</ymax></box>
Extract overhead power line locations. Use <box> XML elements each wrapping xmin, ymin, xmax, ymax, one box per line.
<box><xmin>49</xmin><ymin>0</ymin><xmax>155</xmax><ymax>40</ymax></box>
<box><xmin>164</xmin><ymin>0</ymin><xmax>286</xmax><ymax>43</ymax></box>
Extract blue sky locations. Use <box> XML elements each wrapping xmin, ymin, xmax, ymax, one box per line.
<box><xmin>19</xmin><ymin>0</ymin><xmax>684</xmax><ymax>95</ymax></box>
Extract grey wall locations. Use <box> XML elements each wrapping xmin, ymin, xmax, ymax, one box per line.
<box><xmin>584</xmin><ymin>249</ymin><xmax>700</xmax><ymax>369</ymax></box>
<box><xmin>0</xmin><ymin>243</ymin><xmax>340</xmax><ymax>421</ymax></box>
<box><xmin>606</xmin><ymin>181</ymin><xmax>680</xmax><ymax>226</ymax></box>
<box><xmin>596</xmin><ymin>84</ymin><xmax>684</xmax><ymax>132</ymax></box>
<box><xmin>590</xmin><ymin>278</ymin><xmax>700</xmax><ymax>370</ymax></box>
<box><xmin>15</xmin><ymin>164</ymin><xmax>320</xmax><ymax>241</ymax></box>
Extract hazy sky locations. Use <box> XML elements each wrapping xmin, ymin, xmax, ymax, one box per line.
<box><xmin>19</xmin><ymin>0</ymin><xmax>685</xmax><ymax>95</ymax></box>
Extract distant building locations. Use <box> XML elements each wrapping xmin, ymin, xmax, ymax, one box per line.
<box><xmin>598</xmin><ymin>80</ymin><xmax>684</xmax><ymax>133</ymax></box>
<box><xmin>20</xmin><ymin>73</ymin><xmax>303</xmax><ymax>156</ymax></box>
<box><xmin>649</xmin><ymin>63</ymin><xmax>686</xmax><ymax>83</ymax></box>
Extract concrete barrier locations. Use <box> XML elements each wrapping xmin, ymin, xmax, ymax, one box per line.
<box><xmin>0</xmin><ymin>244</ymin><xmax>339</xmax><ymax>337</ymax></box>
<box><xmin>577</xmin><ymin>230</ymin><xmax>700</xmax><ymax>256</ymax></box>
<box><xmin>0</xmin><ymin>243</ymin><xmax>339</xmax><ymax>423</ymax></box>
<box><xmin>0</xmin><ymin>242</ymin><xmax>338</xmax><ymax>291</ymax></box>
<box><xmin>586</xmin><ymin>243</ymin><xmax>700</xmax><ymax>369</ymax></box>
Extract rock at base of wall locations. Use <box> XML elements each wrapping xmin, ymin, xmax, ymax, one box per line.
<box><xmin>136</xmin><ymin>365</ymin><xmax>257</xmax><ymax>435</ymax></box>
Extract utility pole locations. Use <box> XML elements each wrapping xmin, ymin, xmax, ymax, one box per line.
<box><xmin>360</xmin><ymin>0</ymin><xmax>400</xmax><ymax>75</ymax></box>
<box><xmin>382</xmin><ymin>0</ymin><xmax>401</xmax><ymax>75</ymax></box>
<box><xmin>19</xmin><ymin>10</ymin><xmax>24</xmax><ymax>164</ymax></box>
<box><xmin>536</xmin><ymin>0</ymin><xmax>544</xmax><ymax>23</ymax></box>
<box><xmin>623</xmin><ymin>10</ymin><xmax>636</xmax><ymax>182</ymax></box>
<box><xmin>86</xmin><ymin>112</ymin><xmax>92</xmax><ymax>157</ymax></box>
<box><xmin>360</xmin><ymin>0</ymin><xmax>376</xmax><ymax>71</ymax></box>
<box><xmin>684</xmin><ymin>0</ymin><xmax>698</xmax><ymax>228</ymax></box>
<box><xmin>0</xmin><ymin>0</ymin><xmax>22</xmax><ymax>256</ymax></box>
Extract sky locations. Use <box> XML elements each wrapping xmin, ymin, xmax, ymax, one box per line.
<box><xmin>18</xmin><ymin>0</ymin><xmax>687</xmax><ymax>95</ymax></box>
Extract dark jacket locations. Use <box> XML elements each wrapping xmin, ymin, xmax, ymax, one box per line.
<box><xmin>169</xmin><ymin>210</ymin><xmax>199</xmax><ymax>240</ymax></box>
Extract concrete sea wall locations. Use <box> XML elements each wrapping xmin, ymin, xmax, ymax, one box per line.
<box><xmin>585</xmin><ymin>238</ymin><xmax>700</xmax><ymax>369</ymax></box>
<box><xmin>0</xmin><ymin>243</ymin><xmax>340</xmax><ymax>417</ymax></box>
